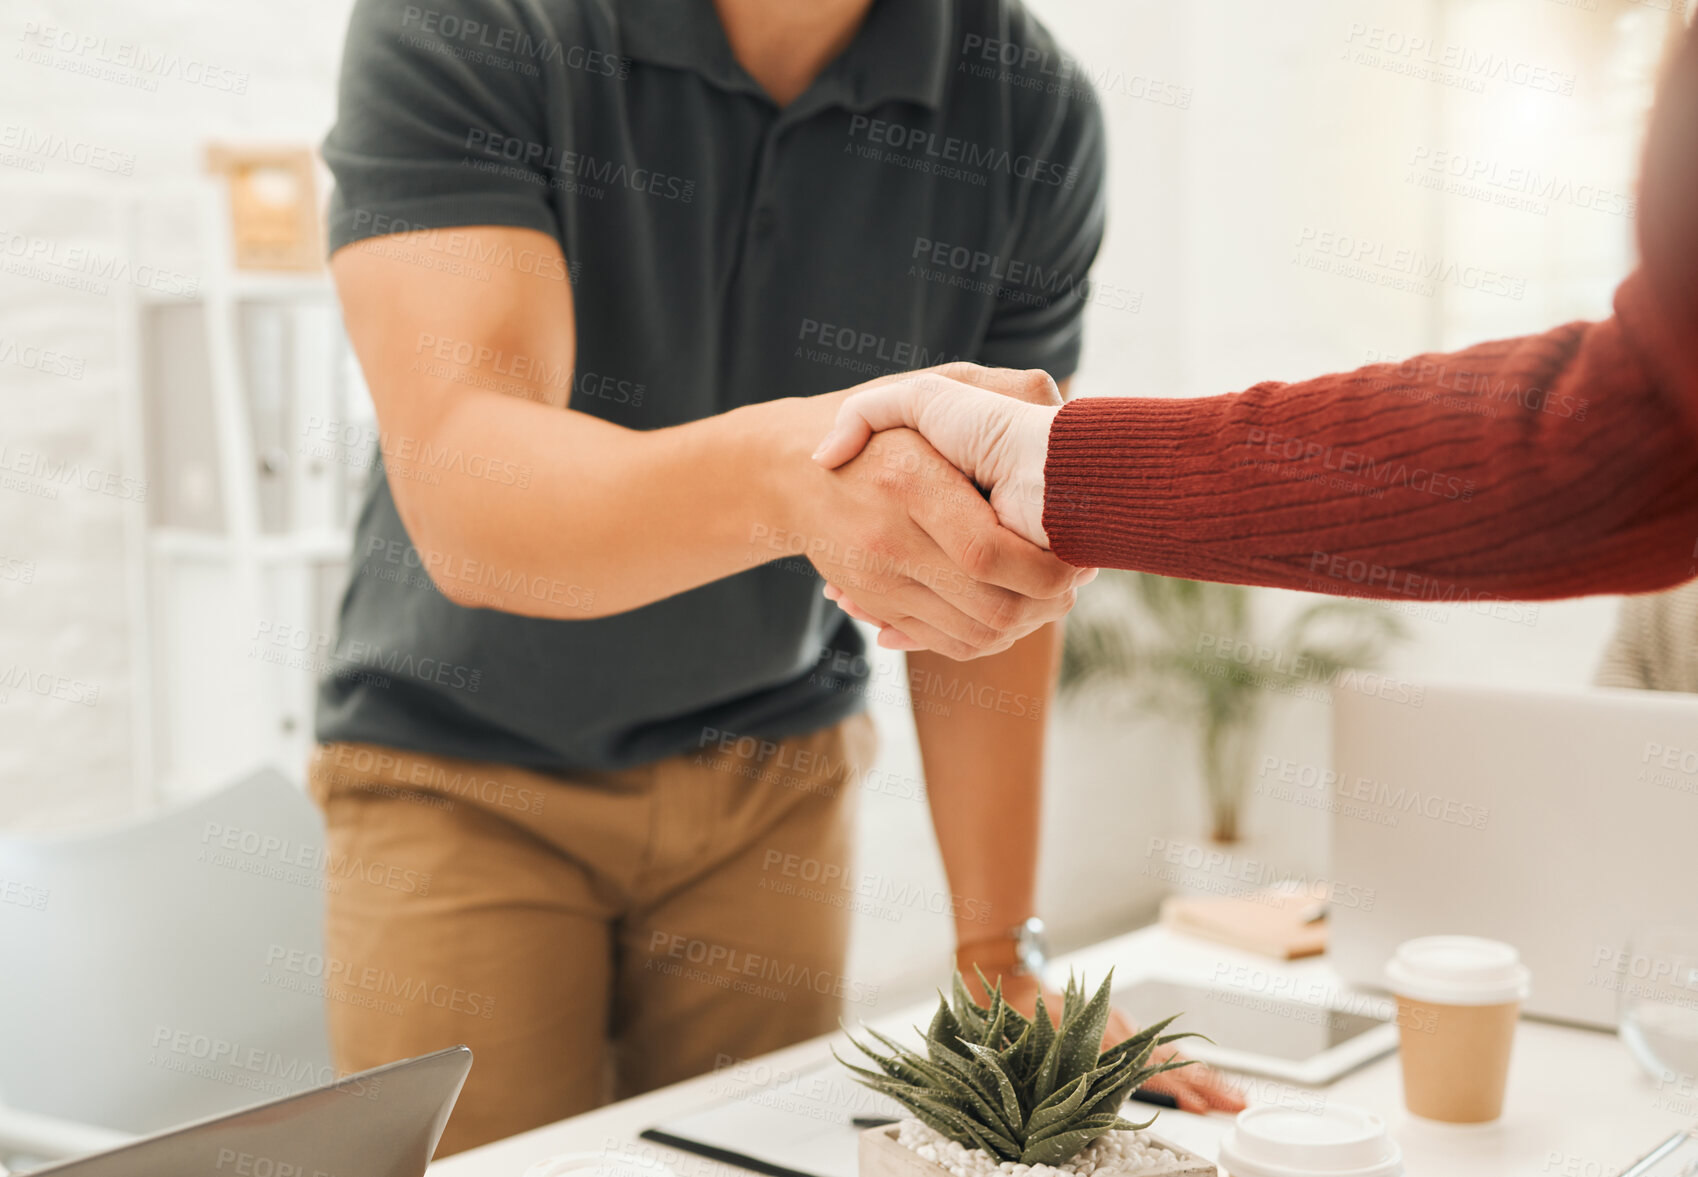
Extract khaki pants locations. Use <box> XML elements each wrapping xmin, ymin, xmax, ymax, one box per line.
<box><xmin>305</xmin><ymin>713</ymin><xmax>875</xmax><ymax>1156</ymax></box>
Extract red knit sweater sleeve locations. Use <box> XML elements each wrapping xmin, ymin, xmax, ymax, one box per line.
<box><xmin>1042</xmin><ymin>28</ymin><xmax>1698</xmax><ymax>601</ymax></box>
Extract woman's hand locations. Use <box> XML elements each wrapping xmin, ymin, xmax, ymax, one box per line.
<box><xmin>957</xmin><ymin>958</ymin><xmax>1248</xmax><ymax>1117</ymax></box>
<box><xmin>812</xmin><ymin>363</ymin><xmax>1062</xmax><ymax>550</ymax></box>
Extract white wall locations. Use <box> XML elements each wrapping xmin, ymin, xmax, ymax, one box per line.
<box><xmin>1</xmin><ymin>0</ymin><xmax>1677</xmax><ymax>1007</ymax></box>
<box><xmin>1</xmin><ymin>0</ymin><xmax>352</xmax><ymax>826</ymax></box>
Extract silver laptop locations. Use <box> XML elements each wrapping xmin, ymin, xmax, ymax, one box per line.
<box><xmin>1328</xmin><ymin>682</ymin><xmax>1698</xmax><ymax>1029</ymax></box>
<box><xmin>26</xmin><ymin>1045</ymin><xmax>471</xmax><ymax>1177</ymax></box>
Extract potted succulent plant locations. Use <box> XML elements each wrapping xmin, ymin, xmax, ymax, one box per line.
<box><xmin>839</xmin><ymin>971</ymin><xmax>1215</xmax><ymax>1177</ymax></box>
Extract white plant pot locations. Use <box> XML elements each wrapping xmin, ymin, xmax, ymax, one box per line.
<box><xmin>858</xmin><ymin>1123</ymin><xmax>1214</xmax><ymax>1177</ymax></box>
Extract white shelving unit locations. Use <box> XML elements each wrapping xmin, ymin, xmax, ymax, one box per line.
<box><xmin>120</xmin><ymin>183</ymin><xmax>374</xmax><ymax>805</ymax></box>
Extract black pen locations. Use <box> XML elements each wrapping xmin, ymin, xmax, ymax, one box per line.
<box><xmin>854</xmin><ymin>1090</ymin><xmax>1179</xmax><ymax>1130</ymax></box>
<box><xmin>1130</xmin><ymin>1090</ymin><xmax>1179</xmax><ymax>1110</ymax></box>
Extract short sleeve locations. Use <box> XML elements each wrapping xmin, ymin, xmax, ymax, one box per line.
<box><xmin>321</xmin><ymin>0</ymin><xmax>565</xmax><ymax>253</ymax></box>
<box><xmin>974</xmin><ymin>84</ymin><xmax>1107</xmax><ymax>382</ymax></box>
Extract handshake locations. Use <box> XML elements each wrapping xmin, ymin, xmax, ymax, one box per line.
<box><xmin>785</xmin><ymin>362</ymin><xmax>1082</xmax><ymax>661</ymax></box>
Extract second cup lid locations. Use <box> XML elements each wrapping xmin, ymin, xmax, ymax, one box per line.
<box><xmin>1217</xmin><ymin>1104</ymin><xmax>1403</xmax><ymax>1177</ymax></box>
<box><xmin>1385</xmin><ymin>935</ymin><xmax>1531</xmax><ymax>1005</ymax></box>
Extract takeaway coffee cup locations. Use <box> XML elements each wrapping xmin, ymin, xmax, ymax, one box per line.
<box><xmin>1386</xmin><ymin>935</ymin><xmax>1530</xmax><ymax>1123</ymax></box>
<box><xmin>1218</xmin><ymin>1104</ymin><xmax>1403</xmax><ymax>1177</ymax></box>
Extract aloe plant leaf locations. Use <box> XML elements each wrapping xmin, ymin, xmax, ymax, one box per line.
<box><xmin>839</xmin><ymin>969</ymin><xmax>1195</xmax><ymax>1170</ymax></box>
<box><xmin>1097</xmin><ymin>1014</ymin><xmax>1181</xmax><ymax>1068</ymax></box>
<box><xmin>1019</xmin><ymin>1114</ymin><xmax>1137</xmax><ymax>1166</ymax></box>
<box><xmin>1050</xmin><ymin>971</ymin><xmax>1114</xmax><ymax>1086</ymax></box>
<box><xmin>1025</xmin><ymin>1072</ymin><xmax>1091</xmax><ymax>1137</ymax></box>
<box><xmin>917</xmin><ymin>1055</ymin><xmax>1018</xmax><ymax>1136</ymax></box>
<box><xmin>961</xmin><ymin>1042</ymin><xmax>1024</xmax><ymax>1128</ymax></box>
<box><xmin>1024</xmin><ymin>1110</ymin><xmax>1127</xmax><ymax>1147</ymax></box>
<box><xmin>952</xmin><ymin>972</ymin><xmax>987</xmax><ymax>1038</ymax></box>
<box><xmin>1025</xmin><ymin>989</ymin><xmax>1056</xmax><ymax>1080</ymax></box>
<box><xmin>927</xmin><ymin>998</ymin><xmax>971</xmax><ymax>1063</ymax></box>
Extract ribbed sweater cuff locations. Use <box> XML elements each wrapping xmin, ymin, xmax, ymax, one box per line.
<box><xmin>1615</xmin><ymin>267</ymin><xmax>1698</xmax><ymax>441</ymax></box>
<box><xmin>1041</xmin><ymin>396</ymin><xmax>1225</xmax><ymax>569</ymax></box>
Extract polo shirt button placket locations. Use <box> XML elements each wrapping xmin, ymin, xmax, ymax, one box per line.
<box><xmin>749</xmin><ymin>127</ymin><xmax>782</xmax><ymax>243</ymax></box>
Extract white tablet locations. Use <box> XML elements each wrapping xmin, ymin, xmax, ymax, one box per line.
<box><xmin>1113</xmin><ymin>977</ymin><xmax>1399</xmax><ymax>1087</ymax></box>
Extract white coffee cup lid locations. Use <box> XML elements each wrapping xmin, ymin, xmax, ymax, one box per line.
<box><xmin>1218</xmin><ymin>1104</ymin><xmax>1404</xmax><ymax>1177</ymax></box>
<box><xmin>1385</xmin><ymin>935</ymin><xmax>1531</xmax><ymax>1006</ymax></box>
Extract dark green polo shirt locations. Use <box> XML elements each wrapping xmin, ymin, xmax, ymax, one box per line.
<box><xmin>315</xmin><ymin>0</ymin><xmax>1106</xmax><ymax>772</ymax></box>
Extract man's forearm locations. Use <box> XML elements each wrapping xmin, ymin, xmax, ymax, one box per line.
<box><xmin>910</xmin><ymin>622</ymin><xmax>1060</xmax><ymax>966</ymax></box>
<box><xmin>408</xmin><ymin>388</ymin><xmax>832</xmax><ymax>619</ymax></box>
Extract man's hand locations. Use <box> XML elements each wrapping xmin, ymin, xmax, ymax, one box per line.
<box><xmin>776</xmin><ymin>387</ymin><xmax>1084</xmax><ymax>661</ymax></box>
<box><xmin>958</xmin><ymin>959</ymin><xmax>1248</xmax><ymax>1117</ymax></box>
<box><xmin>811</xmin><ymin>363</ymin><xmax>1062</xmax><ymax>549</ymax></box>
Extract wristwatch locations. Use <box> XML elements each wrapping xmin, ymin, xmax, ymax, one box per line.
<box><xmin>1012</xmin><ymin>915</ymin><xmax>1049</xmax><ymax>977</ymax></box>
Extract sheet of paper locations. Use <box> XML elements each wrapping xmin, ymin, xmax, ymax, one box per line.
<box><xmin>649</xmin><ymin>1061</ymin><xmax>907</xmax><ymax>1177</ymax></box>
<box><xmin>648</xmin><ymin>1064</ymin><xmax>1227</xmax><ymax>1177</ymax></box>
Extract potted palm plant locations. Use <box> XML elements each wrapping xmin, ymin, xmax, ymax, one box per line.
<box><xmin>1061</xmin><ymin>572</ymin><xmax>1406</xmax><ymax>844</ymax></box>
<box><xmin>841</xmin><ymin>971</ymin><xmax>1215</xmax><ymax>1177</ymax></box>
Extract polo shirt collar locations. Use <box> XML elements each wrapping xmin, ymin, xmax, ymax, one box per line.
<box><xmin>616</xmin><ymin>0</ymin><xmax>951</xmax><ymax>113</ymax></box>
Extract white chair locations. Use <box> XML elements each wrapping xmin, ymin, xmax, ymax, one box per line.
<box><xmin>0</xmin><ymin>768</ymin><xmax>332</xmax><ymax>1167</ymax></box>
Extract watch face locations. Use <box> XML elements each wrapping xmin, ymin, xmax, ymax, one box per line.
<box><xmin>1014</xmin><ymin>919</ymin><xmax>1049</xmax><ymax>975</ymax></box>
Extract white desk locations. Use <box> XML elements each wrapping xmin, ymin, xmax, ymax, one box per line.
<box><xmin>430</xmin><ymin>926</ymin><xmax>1691</xmax><ymax>1177</ymax></box>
